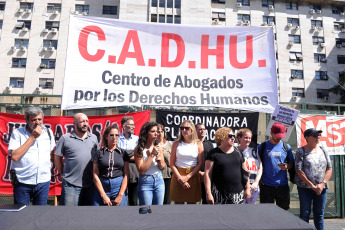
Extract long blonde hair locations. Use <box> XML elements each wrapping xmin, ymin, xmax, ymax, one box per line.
<box><xmin>177</xmin><ymin>120</ymin><xmax>199</xmax><ymax>143</ymax></box>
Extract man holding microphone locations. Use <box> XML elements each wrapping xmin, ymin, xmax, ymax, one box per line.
<box><xmin>8</xmin><ymin>106</ymin><xmax>55</xmax><ymax>205</ymax></box>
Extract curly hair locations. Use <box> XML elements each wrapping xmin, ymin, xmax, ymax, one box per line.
<box><xmin>236</xmin><ymin>128</ymin><xmax>252</xmax><ymax>139</ymax></box>
<box><xmin>214</xmin><ymin>127</ymin><xmax>233</xmax><ymax>145</ymax></box>
<box><xmin>101</xmin><ymin>124</ymin><xmax>120</xmax><ymax>148</ymax></box>
<box><xmin>137</xmin><ymin>121</ymin><xmax>158</xmax><ymax>157</ymax></box>
<box><xmin>177</xmin><ymin>120</ymin><xmax>199</xmax><ymax>143</ymax></box>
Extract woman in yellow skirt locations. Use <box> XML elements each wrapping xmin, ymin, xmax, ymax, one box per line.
<box><xmin>170</xmin><ymin>120</ymin><xmax>203</xmax><ymax>204</ymax></box>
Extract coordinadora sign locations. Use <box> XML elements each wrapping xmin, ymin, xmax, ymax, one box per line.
<box><xmin>62</xmin><ymin>15</ymin><xmax>278</xmax><ymax>112</ymax></box>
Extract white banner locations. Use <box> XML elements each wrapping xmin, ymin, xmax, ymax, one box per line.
<box><xmin>296</xmin><ymin>114</ymin><xmax>345</xmax><ymax>155</ymax></box>
<box><xmin>265</xmin><ymin>105</ymin><xmax>300</xmax><ymax>141</ymax></box>
<box><xmin>62</xmin><ymin>15</ymin><xmax>278</xmax><ymax>112</ymax></box>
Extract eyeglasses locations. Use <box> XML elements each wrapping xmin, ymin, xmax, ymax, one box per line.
<box><xmin>228</xmin><ymin>134</ymin><xmax>235</xmax><ymax>139</ymax></box>
<box><xmin>109</xmin><ymin>134</ymin><xmax>120</xmax><ymax>138</ymax></box>
<box><xmin>312</xmin><ymin>133</ymin><xmax>321</xmax><ymax>137</ymax></box>
<box><xmin>126</xmin><ymin>124</ymin><xmax>136</xmax><ymax>127</ymax></box>
<box><xmin>180</xmin><ymin>126</ymin><xmax>191</xmax><ymax>131</ymax></box>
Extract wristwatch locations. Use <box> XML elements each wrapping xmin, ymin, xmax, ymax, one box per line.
<box><xmin>322</xmin><ymin>181</ymin><xmax>327</xmax><ymax>184</ymax></box>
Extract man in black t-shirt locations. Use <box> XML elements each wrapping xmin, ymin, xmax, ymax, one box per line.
<box><xmin>196</xmin><ymin>123</ymin><xmax>214</xmax><ymax>204</ymax></box>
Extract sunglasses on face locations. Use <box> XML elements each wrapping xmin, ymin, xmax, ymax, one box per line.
<box><xmin>312</xmin><ymin>133</ymin><xmax>321</xmax><ymax>137</ymax></box>
<box><xmin>180</xmin><ymin>126</ymin><xmax>191</xmax><ymax>131</ymax></box>
<box><xmin>228</xmin><ymin>134</ymin><xmax>235</xmax><ymax>139</ymax></box>
<box><xmin>109</xmin><ymin>134</ymin><xmax>120</xmax><ymax>137</ymax></box>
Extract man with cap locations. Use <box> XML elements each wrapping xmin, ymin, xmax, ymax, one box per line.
<box><xmin>258</xmin><ymin>122</ymin><xmax>294</xmax><ymax>210</ymax></box>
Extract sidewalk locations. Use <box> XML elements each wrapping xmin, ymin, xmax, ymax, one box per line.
<box><xmin>309</xmin><ymin>218</ymin><xmax>345</xmax><ymax>230</ymax></box>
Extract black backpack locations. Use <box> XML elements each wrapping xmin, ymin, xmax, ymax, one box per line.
<box><xmin>259</xmin><ymin>141</ymin><xmax>296</xmax><ymax>184</ymax></box>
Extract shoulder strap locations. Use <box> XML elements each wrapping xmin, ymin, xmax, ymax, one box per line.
<box><xmin>283</xmin><ymin>142</ymin><xmax>289</xmax><ymax>162</ymax></box>
<box><xmin>259</xmin><ymin>141</ymin><xmax>266</xmax><ymax>163</ymax></box>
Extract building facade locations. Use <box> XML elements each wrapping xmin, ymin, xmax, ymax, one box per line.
<box><xmin>0</xmin><ymin>0</ymin><xmax>344</xmax><ymax>108</ymax></box>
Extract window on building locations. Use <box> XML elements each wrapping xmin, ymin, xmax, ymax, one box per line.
<box><xmin>316</xmin><ymin>89</ymin><xmax>329</xmax><ymax>99</ymax></box>
<box><xmin>291</xmin><ymin>70</ymin><xmax>303</xmax><ymax>79</ymax></box>
<box><xmin>338</xmin><ymin>55</ymin><xmax>345</xmax><ymax>64</ymax></box>
<box><xmin>289</xmin><ymin>52</ymin><xmax>303</xmax><ymax>61</ymax></box>
<box><xmin>41</xmin><ymin>59</ymin><xmax>56</xmax><ymax>69</ymax></box>
<box><xmin>175</xmin><ymin>0</ymin><xmax>181</xmax><ymax>9</ymax></box>
<box><xmin>315</xmin><ymin>71</ymin><xmax>328</xmax><ymax>80</ymax></box>
<box><xmin>314</xmin><ymin>53</ymin><xmax>326</xmax><ymax>63</ymax></box>
<box><xmin>0</xmin><ymin>20</ymin><xmax>3</xmax><ymax>29</ymax></box>
<box><xmin>287</xmin><ymin>18</ymin><xmax>299</xmax><ymax>26</ymax></box>
<box><xmin>15</xmin><ymin>20</ymin><xmax>31</xmax><ymax>29</ymax></box>
<box><xmin>9</xmin><ymin>78</ymin><xmax>24</xmax><ymax>88</ymax></box>
<box><xmin>237</xmin><ymin>0</ymin><xmax>250</xmax><ymax>6</ymax></box>
<box><xmin>336</xmin><ymin>38</ymin><xmax>345</xmax><ymax>46</ymax></box>
<box><xmin>39</xmin><ymin>78</ymin><xmax>54</xmax><ymax>89</ymax></box>
<box><xmin>262</xmin><ymin>0</ymin><xmax>274</xmax><ymax>7</ymax></box>
<box><xmin>312</xmin><ymin>36</ymin><xmax>324</xmax><ymax>45</ymax></box>
<box><xmin>288</xmin><ymin>35</ymin><xmax>300</xmax><ymax>44</ymax></box>
<box><xmin>167</xmin><ymin>0</ymin><xmax>173</xmax><ymax>8</ymax></box>
<box><xmin>20</xmin><ymin>2</ymin><xmax>34</xmax><ymax>10</ymax></box>
<box><xmin>263</xmin><ymin>16</ymin><xmax>275</xmax><ymax>24</ymax></box>
<box><xmin>43</xmin><ymin>40</ymin><xmax>58</xmax><ymax>49</ymax></box>
<box><xmin>311</xmin><ymin>20</ymin><xmax>322</xmax><ymax>28</ymax></box>
<box><xmin>332</xmin><ymin>6</ymin><xmax>343</xmax><ymax>14</ymax></box>
<box><xmin>334</xmin><ymin>22</ymin><xmax>345</xmax><ymax>31</ymax></box>
<box><xmin>152</xmin><ymin>0</ymin><xmax>158</xmax><ymax>7</ymax></box>
<box><xmin>238</xmin><ymin>14</ymin><xmax>250</xmax><ymax>22</ymax></box>
<box><xmin>212</xmin><ymin>0</ymin><xmax>226</xmax><ymax>3</ymax></box>
<box><xmin>45</xmin><ymin>21</ymin><xmax>60</xmax><ymax>30</ymax></box>
<box><xmin>12</xmin><ymin>58</ymin><xmax>27</xmax><ymax>68</ymax></box>
<box><xmin>310</xmin><ymin>5</ymin><xmax>321</xmax><ymax>11</ymax></box>
<box><xmin>167</xmin><ymin>15</ymin><xmax>173</xmax><ymax>23</ymax></box>
<box><xmin>103</xmin><ymin>6</ymin><xmax>117</xmax><ymax>15</ymax></box>
<box><xmin>159</xmin><ymin>0</ymin><xmax>165</xmax><ymax>7</ymax></box>
<box><xmin>75</xmin><ymin>5</ymin><xmax>89</xmax><ymax>14</ymax></box>
<box><xmin>292</xmin><ymin>88</ymin><xmax>305</xmax><ymax>97</ymax></box>
<box><xmin>286</xmin><ymin>2</ymin><xmax>297</xmax><ymax>10</ymax></box>
<box><xmin>47</xmin><ymin>3</ymin><xmax>62</xmax><ymax>13</ymax></box>
<box><xmin>14</xmin><ymin>39</ymin><xmax>29</xmax><ymax>48</ymax></box>
<box><xmin>174</xmin><ymin>15</ymin><xmax>181</xmax><ymax>24</ymax></box>
<box><xmin>0</xmin><ymin>2</ymin><xmax>5</xmax><ymax>11</ymax></box>
<box><xmin>212</xmin><ymin>12</ymin><xmax>226</xmax><ymax>22</ymax></box>
<box><xmin>151</xmin><ymin>14</ymin><xmax>157</xmax><ymax>23</ymax></box>
<box><xmin>159</xmin><ymin>14</ymin><xmax>165</xmax><ymax>23</ymax></box>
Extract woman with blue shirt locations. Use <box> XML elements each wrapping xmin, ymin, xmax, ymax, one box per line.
<box><xmin>92</xmin><ymin>125</ymin><xmax>129</xmax><ymax>206</ymax></box>
<box><xmin>135</xmin><ymin>122</ymin><xmax>166</xmax><ymax>205</ymax></box>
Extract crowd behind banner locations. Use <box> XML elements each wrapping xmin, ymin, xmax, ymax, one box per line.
<box><xmin>1</xmin><ymin>108</ymin><xmax>333</xmax><ymax>230</ymax></box>
<box><xmin>0</xmin><ymin>110</ymin><xmax>151</xmax><ymax>195</ymax></box>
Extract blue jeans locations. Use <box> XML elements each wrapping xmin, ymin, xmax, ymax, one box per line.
<box><xmin>297</xmin><ymin>186</ymin><xmax>328</xmax><ymax>230</ymax></box>
<box><xmin>13</xmin><ymin>181</ymin><xmax>50</xmax><ymax>205</ymax></box>
<box><xmin>61</xmin><ymin>180</ymin><xmax>95</xmax><ymax>206</ymax></box>
<box><xmin>138</xmin><ymin>172</ymin><xmax>164</xmax><ymax>205</ymax></box>
<box><xmin>93</xmin><ymin>176</ymin><xmax>127</xmax><ymax>206</ymax></box>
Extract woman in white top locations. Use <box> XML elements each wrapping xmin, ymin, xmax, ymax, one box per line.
<box><xmin>237</xmin><ymin>128</ymin><xmax>262</xmax><ymax>204</ymax></box>
<box><xmin>170</xmin><ymin>120</ymin><xmax>203</xmax><ymax>204</ymax></box>
<box><xmin>134</xmin><ymin>122</ymin><xmax>166</xmax><ymax>205</ymax></box>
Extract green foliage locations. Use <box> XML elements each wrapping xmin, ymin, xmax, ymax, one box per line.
<box><xmin>329</xmin><ymin>72</ymin><xmax>345</xmax><ymax>104</ymax></box>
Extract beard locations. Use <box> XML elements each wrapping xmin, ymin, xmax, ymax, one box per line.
<box><xmin>76</xmin><ymin>125</ymin><xmax>88</xmax><ymax>133</ymax></box>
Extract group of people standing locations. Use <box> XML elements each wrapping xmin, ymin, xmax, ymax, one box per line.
<box><xmin>8</xmin><ymin>107</ymin><xmax>332</xmax><ymax>230</ymax></box>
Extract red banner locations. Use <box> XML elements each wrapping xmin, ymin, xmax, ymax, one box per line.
<box><xmin>0</xmin><ymin>110</ymin><xmax>151</xmax><ymax>195</ymax></box>
<box><xmin>296</xmin><ymin>114</ymin><xmax>345</xmax><ymax>155</ymax></box>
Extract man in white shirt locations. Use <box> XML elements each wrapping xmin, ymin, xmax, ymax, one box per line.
<box><xmin>8</xmin><ymin>107</ymin><xmax>55</xmax><ymax>205</ymax></box>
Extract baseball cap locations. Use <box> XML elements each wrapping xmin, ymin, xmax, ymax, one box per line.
<box><xmin>304</xmin><ymin>128</ymin><xmax>322</xmax><ymax>138</ymax></box>
<box><xmin>271</xmin><ymin>122</ymin><xmax>286</xmax><ymax>138</ymax></box>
